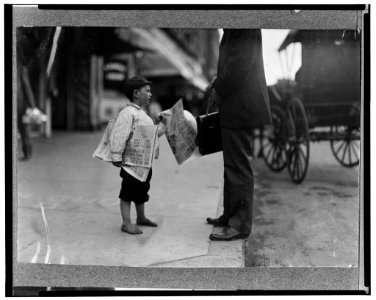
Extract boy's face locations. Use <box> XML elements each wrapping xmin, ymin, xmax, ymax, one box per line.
<box><xmin>134</xmin><ymin>85</ymin><xmax>152</xmax><ymax>107</ymax></box>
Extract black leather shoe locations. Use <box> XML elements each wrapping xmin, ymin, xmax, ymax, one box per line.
<box><xmin>209</xmin><ymin>226</ymin><xmax>249</xmax><ymax>241</ymax></box>
<box><xmin>206</xmin><ymin>216</ymin><xmax>228</xmax><ymax>227</ymax></box>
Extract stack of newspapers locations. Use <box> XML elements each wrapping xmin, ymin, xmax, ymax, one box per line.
<box><xmin>92</xmin><ymin>120</ymin><xmax>158</xmax><ymax>182</ymax></box>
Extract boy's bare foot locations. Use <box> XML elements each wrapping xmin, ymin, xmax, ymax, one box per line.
<box><xmin>136</xmin><ymin>217</ymin><xmax>158</xmax><ymax>227</ymax></box>
<box><xmin>121</xmin><ymin>224</ymin><xmax>142</xmax><ymax>234</ymax></box>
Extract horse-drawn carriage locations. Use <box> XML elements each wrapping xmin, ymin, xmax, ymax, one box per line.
<box><xmin>261</xmin><ymin>29</ymin><xmax>361</xmax><ymax>183</ymax></box>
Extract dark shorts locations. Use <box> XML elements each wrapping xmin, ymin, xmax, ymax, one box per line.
<box><xmin>119</xmin><ymin>168</ymin><xmax>152</xmax><ymax>204</ymax></box>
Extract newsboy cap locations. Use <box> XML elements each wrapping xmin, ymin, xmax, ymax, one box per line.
<box><xmin>123</xmin><ymin>76</ymin><xmax>152</xmax><ymax>99</ymax></box>
<box><xmin>124</xmin><ymin>76</ymin><xmax>151</xmax><ymax>90</ymax></box>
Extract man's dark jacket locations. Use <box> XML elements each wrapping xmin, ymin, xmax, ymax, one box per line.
<box><xmin>214</xmin><ymin>29</ymin><xmax>272</xmax><ymax>128</ymax></box>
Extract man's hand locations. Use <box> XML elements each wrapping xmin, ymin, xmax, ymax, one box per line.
<box><xmin>209</xmin><ymin>89</ymin><xmax>220</xmax><ymax>106</ymax></box>
<box><xmin>112</xmin><ymin>161</ymin><xmax>122</xmax><ymax>168</ymax></box>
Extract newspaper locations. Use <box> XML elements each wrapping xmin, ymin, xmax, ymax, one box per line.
<box><xmin>122</xmin><ymin>125</ymin><xmax>158</xmax><ymax>168</ymax></box>
<box><xmin>121</xmin><ymin>165</ymin><xmax>151</xmax><ymax>182</ymax></box>
<box><xmin>92</xmin><ymin>119</ymin><xmax>115</xmax><ymax>162</ymax></box>
<box><xmin>159</xmin><ymin>99</ymin><xmax>198</xmax><ymax>165</ymax></box>
<box><xmin>92</xmin><ymin>120</ymin><xmax>158</xmax><ymax>182</ymax></box>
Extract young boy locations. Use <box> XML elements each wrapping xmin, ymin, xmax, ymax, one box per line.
<box><xmin>110</xmin><ymin>76</ymin><xmax>164</xmax><ymax>235</ymax></box>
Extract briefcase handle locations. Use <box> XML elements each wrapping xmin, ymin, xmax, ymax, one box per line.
<box><xmin>205</xmin><ymin>85</ymin><xmax>218</xmax><ymax>116</ymax></box>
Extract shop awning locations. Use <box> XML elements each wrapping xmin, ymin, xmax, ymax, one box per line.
<box><xmin>118</xmin><ymin>28</ymin><xmax>209</xmax><ymax>91</ymax></box>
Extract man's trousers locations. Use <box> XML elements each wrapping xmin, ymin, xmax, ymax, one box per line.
<box><xmin>221</xmin><ymin>127</ymin><xmax>254</xmax><ymax>235</ymax></box>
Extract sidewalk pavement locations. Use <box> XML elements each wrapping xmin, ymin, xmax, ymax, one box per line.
<box><xmin>16</xmin><ymin>131</ymin><xmax>244</xmax><ymax>267</ymax></box>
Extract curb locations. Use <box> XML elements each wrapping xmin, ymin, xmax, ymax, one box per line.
<box><xmin>152</xmin><ymin>185</ymin><xmax>245</xmax><ymax>268</ymax></box>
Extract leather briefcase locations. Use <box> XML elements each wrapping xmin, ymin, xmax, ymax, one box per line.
<box><xmin>196</xmin><ymin>112</ymin><xmax>222</xmax><ymax>155</ymax></box>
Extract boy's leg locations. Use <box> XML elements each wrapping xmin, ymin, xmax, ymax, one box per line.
<box><xmin>120</xmin><ymin>199</ymin><xmax>142</xmax><ymax>234</ymax></box>
<box><xmin>135</xmin><ymin>203</ymin><xmax>157</xmax><ymax>227</ymax></box>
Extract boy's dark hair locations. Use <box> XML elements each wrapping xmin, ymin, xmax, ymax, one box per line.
<box><xmin>123</xmin><ymin>76</ymin><xmax>152</xmax><ymax>100</ymax></box>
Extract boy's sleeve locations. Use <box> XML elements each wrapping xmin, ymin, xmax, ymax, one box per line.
<box><xmin>110</xmin><ymin>109</ymin><xmax>133</xmax><ymax>162</ymax></box>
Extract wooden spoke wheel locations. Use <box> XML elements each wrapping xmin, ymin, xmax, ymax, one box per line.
<box><xmin>261</xmin><ymin>105</ymin><xmax>287</xmax><ymax>172</ymax></box>
<box><xmin>330</xmin><ymin>126</ymin><xmax>360</xmax><ymax>167</ymax></box>
<box><xmin>284</xmin><ymin>98</ymin><xmax>310</xmax><ymax>184</ymax></box>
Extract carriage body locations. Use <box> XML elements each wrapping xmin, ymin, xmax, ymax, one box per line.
<box><xmin>294</xmin><ymin>30</ymin><xmax>361</xmax><ymax>128</ymax></box>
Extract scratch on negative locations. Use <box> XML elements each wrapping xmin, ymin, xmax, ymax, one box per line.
<box><xmin>30</xmin><ymin>241</ymin><xmax>41</xmax><ymax>263</ymax></box>
<box><xmin>39</xmin><ymin>202</ymin><xmax>51</xmax><ymax>264</ymax></box>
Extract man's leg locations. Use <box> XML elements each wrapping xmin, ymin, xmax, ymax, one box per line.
<box><xmin>210</xmin><ymin>127</ymin><xmax>254</xmax><ymax>240</ymax></box>
<box><xmin>206</xmin><ymin>159</ymin><xmax>231</xmax><ymax>226</ymax></box>
<box><xmin>225</xmin><ymin>127</ymin><xmax>254</xmax><ymax>235</ymax></box>
<box><xmin>206</xmin><ymin>128</ymin><xmax>233</xmax><ymax>227</ymax></box>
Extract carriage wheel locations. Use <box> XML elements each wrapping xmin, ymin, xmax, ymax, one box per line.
<box><xmin>284</xmin><ymin>98</ymin><xmax>310</xmax><ymax>184</ymax></box>
<box><xmin>330</xmin><ymin>126</ymin><xmax>360</xmax><ymax>167</ymax></box>
<box><xmin>261</xmin><ymin>105</ymin><xmax>287</xmax><ymax>172</ymax></box>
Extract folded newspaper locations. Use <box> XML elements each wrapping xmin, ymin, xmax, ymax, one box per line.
<box><xmin>159</xmin><ymin>99</ymin><xmax>198</xmax><ymax>165</ymax></box>
<box><xmin>92</xmin><ymin>120</ymin><xmax>158</xmax><ymax>182</ymax></box>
